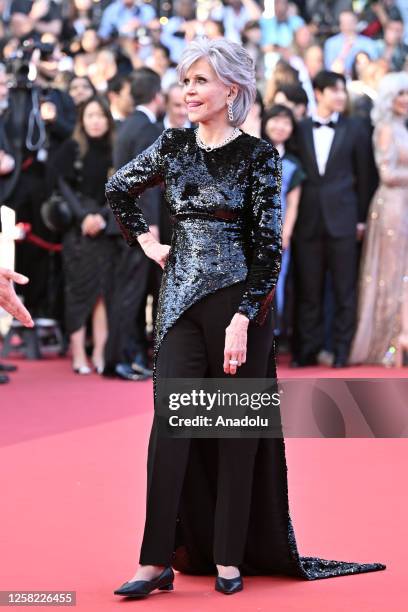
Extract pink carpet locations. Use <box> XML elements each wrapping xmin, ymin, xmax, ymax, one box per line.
<box><xmin>0</xmin><ymin>355</ymin><xmax>406</xmax><ymax>611</ymax></box>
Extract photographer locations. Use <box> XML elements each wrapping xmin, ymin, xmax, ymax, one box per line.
<box><xmin>2</xmin><ymin>41</ymin><xmax>76</xmax><ymax>315</ymax></box>
<box><xmin>0</xmin><ymin>65</ymin><xmax>16</xmax><ymax>202</ymax></box>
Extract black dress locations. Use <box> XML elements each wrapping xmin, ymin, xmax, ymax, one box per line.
<box><xmin>105</xmin><ymin>127</ymin><xmax>386</xmax><ymax>579</ymax></box>
<box><xmin>51</xmin><ymin>135</ymin><xmax>117</xmax><ymax>335</ymax></box>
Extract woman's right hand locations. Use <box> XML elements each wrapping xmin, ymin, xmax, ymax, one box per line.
<box><xmin>138</xmin><ymin>230</ymin><xmax>170</xmax><ymax>269</ymax></box>
<box><xmin>143</xmin><ymin>241</ymin><xmax>171</xmax><ymax>269</ymax></box>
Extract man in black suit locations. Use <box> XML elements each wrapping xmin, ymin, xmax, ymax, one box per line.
<box><xmin>292</xmin><ymin>70</ymin><xmax>375</xmax><ymax>368</ymax></box>
<box><xmin>104</xmin><ymin>68</ymin><xmax>164</xmax><ymax>380</ymax></box>
<box><xmin>106</xmin><ymin>74</ymin><xmax>134</xmax><ymax>127</ymax></box>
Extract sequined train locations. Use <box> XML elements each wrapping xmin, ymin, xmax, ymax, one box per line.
<box><xmin>106</xmin><ymin>127</ymin><xmax>386</xmax><ymax>580</ymax></box>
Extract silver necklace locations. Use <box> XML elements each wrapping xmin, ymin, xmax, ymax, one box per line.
<box><xmin>195</xmin><ymin>127</ymin><xmax>241</xmax><ymax>152</ymax></box>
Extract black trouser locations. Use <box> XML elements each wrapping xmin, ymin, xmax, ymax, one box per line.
<box><xmin>104</xmin><ymin>242</ymin><xmax>150</xmax><ymax>368</ymax></box>
<box><xmin>292</xmin><ymin>232</ymin><xmax>357</xmax><ymax>360</ymax></box>
<box><xmin>139</xmin><ymin>281</ymin><xmax>275</xmax><ymax>566</ymax></box>
<box><xmin>129</xmin><ymin>259</ymin><xmax>162</xmax><ymax>365</ymax></box>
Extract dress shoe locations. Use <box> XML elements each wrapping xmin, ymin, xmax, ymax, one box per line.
<box><xmin>103</xmin><ymin>363</ymin><xmax>147</xmax><ymax>381</ymax></box>
<box><xmin>215</xmin><ymin>574</ymin><xmax>243</xmax><ymax>595</ymax></box>
<box><xmin>332</xmin><ymin>350</ymin><xmax>349</xmax><ymax>368</ymax></box>
<box><xmin>0</xmin><ymin>362</ymin><xmax>17</xmax><ymax>372</ymax></box>
<box><xmin>332</xmin><ymin>357</ymin><xmax>348</xmax><ymax>368</ymax></box>
<box><xmin>290</xmin><ymin>354</ymin><xmax>318</xmax><ymax>367</ymax></box>
<box><xmin>0</xmin><ymin>374</ymin><xmax>10</xmax><ymax>384</ymax></box>
<box><xmin>114</xmin><ymin>566</ymin><xmax>174</xmax><ymax>598</ymax></box>
<box><xmin>131</xmin><ymin>359</ymin><xmax>153</xmax><ymax>378</ymax></box>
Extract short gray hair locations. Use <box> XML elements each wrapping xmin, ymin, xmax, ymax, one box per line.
<box><xmin>371</xmin><ymin>71</ymin><xmax>408</xmax><ymax>125</ymax></box>
<box><xmin>176</xmin><ymin>37</ymin><xmax>256</xmax><ymax>127</ymax></box>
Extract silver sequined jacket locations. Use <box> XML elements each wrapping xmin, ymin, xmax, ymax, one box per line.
<box><xmin>105</xmin><ymin>127</ymin><xmax>282</xmax><ymax>362</ymax></box>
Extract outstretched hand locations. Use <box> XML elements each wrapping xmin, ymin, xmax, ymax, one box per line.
<box><xmin>0</xmin><ymin>268</ymin><xmax>34</xmax><ymax>327</ymax></box>
<box><xmin>223</xmin><ymin>313</ymin><xmax>249</xmax><ymax>375</ymax></box>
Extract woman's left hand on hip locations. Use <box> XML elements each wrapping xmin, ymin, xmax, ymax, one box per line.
<box><xmin>223</xmin><ymin>313</ymin><xmax>249</xmax><ymax>375</ymax></box>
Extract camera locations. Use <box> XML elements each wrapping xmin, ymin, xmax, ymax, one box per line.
<box><xmin>5</xmin><ymin>39</ymin><xmax>56</xmax><ymax>87</ymax></box>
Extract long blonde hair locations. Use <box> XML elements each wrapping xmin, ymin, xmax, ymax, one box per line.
<box><xmin>371</xmin><ymin>72</ymin><xmax>408</xmax><ymax>125</ymax></box>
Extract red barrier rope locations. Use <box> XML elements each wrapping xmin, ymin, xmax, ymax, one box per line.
<box><xmin>16</xmin><ymin>223</ymin><xmax>63</xmax><ymax>252</ymax></box>
<box><xmin>26</xmin><ymin>233</ymin><xmax>62</xmax><ymax>252</ymax></box>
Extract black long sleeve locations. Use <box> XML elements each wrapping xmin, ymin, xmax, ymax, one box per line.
<box><xmin>352</xmin><ymin>118</ymin><xmax>377</xmax><ymax>223</ymax></box>
<box><xmin>237</xmin><ymin>145</ymin><xmax>283</xmax><ymax>325</ymax></box>
<box><xmin>106</xmin><ymin>130</ymin><xmax>167</xmax><ymax>245</ymax></box>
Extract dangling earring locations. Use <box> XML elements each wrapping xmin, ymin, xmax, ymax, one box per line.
<box><xmin>227</xmin><ymin>99</ymin><xmax>234</xmax><ymax>123</ymax></box>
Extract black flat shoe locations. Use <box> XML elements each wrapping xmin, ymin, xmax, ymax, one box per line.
<box><xmin>0</xmin><ymin>362</ymin><xmax>17</xmax><ymax>372</ymax></box>
<box><xmin>131</xmin><ymin>351</ymin><xmax>153</xmax><ymax>377</ymax></box>
<box><xmin>103</xmin><ymin>363</ymin><xmax>148</xmax><ymax>381</ymax></box>
<box><xmin>332</xmin><ymin>355</ymin><xmax>348</xmax><ymax>368</ymax></box>
<box><xmin>290</xmin><ymin>354</ymin><xmax>318</xmax><ymax>367</ymax></box>
<box><xmin>215</xmin><ymin>574</ymin><xmax>243</xmax><ymax>595</ymax></box>
<box><xmin>114</xmin><ymin>566</ymin><xmax>174</xmax><ymax>598</ymax></box>
<box><xmin>131</xmin><ymin>360</ymin><xmax>153</xmax><ymax>378</ymax></box>
<box><xmin>0</xmin><ymin>374</ymin><xmax>9</xmax><ymax>384</ymax></box>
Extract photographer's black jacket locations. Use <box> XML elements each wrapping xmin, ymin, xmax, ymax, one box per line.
<box><xmin>1</xmin><ymin>87</ymin><xmax>76</xmax><ymax>203</ymax></box>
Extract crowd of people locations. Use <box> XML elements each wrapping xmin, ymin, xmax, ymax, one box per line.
<box><xmin>0</xmin><ymin>0</ymin><xmax>407</xmax><ymax>382</ymax></box>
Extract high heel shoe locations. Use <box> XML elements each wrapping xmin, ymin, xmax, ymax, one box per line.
<box><xmin>114</xmin><ymin>566</ymin><xmax>174</xmax><ymax>598</ymax></box>
<box><xmin>215</xmin><ymin>574</ymin><xmax>243</xmax><ymax>595</ymax></box>
<box><xmin>72</xmin><ymin>364</ymin><xmax>92</xmax><ymax>375</ymax></box>
<box><xmin>92</xmin><ymin>360</ymin><xmax>105</xmax><ymax>375</ymax></box>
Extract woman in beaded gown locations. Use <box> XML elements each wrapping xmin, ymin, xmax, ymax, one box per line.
<box><xmin>106</xmin><ymin>38</ymin><xmax>386</xmax><ymax>598</ymax></box>
<box><xmin>349</xmin><ymin>72</ymin><xmax>408</xmax><ymax>367</ymax></box>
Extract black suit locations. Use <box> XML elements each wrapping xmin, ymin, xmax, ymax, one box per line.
<box><xmin>114</xmin><ymin>110</ymin><xmax>162</xmax><ymax>227</ymax></box>
<box><xmin>104</xmin><ymin>110</ymin><xmax>162</xmax><ymax>369</ymax></box>
<box><xmin>292</xmin><ymin>114</ymin><xmax>375</xmax><ymax>361</ymax></box>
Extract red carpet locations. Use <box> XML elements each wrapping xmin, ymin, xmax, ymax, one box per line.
<box><xmin>0</xmin><ymin>356</ymin><xmax>406</xmax><ymax>611</ymax></box>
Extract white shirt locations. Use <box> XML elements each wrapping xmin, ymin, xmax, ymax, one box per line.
<box><xmin>275</xmin><ymin>143</ymin><xmax>285</xmax><ymax>158</ymax></box>
<box><xmin>136</xmin><ymin>105</ymin><xmax>156</xmax><ymax>124</ymax></box>
<box><xmin>312</xmin><ymin>112</ymin><xmax>339</xmax><ymax>176</ymax></box>
<box><xmin>163</xmin><ymin>115</ymin><xmax>191</xmax><ymax>129</ymax></box>
<box><xmin>163</xmin><ymin>115</ymin><xmax>171</xmax><ymax>129</ymax></box>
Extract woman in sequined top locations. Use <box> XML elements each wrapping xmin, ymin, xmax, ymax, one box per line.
<box><xmin>106</xmin><ymin>38</ymin><xmax>386</xmax><ymax>598</ymax></box>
